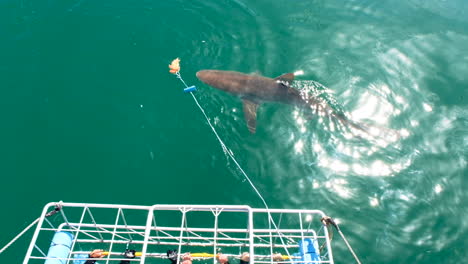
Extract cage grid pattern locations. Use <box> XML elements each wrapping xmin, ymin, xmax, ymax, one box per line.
<box><xmin>23</xmin><ymin>202</ymin><xmax>334</xmax><ymax>264</ymax></box>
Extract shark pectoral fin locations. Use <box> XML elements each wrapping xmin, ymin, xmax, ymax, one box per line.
<box><xmin>242</xmin><ymin>99</ymin><xmax>259</xmax><ymax>133</ymax></box>
<box><xmin>274</xmin><ymin>73</ymin><xmax>295</xmax><ymax>85</ymax></box>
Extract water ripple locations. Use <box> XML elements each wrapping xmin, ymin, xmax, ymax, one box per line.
<box><xmin>168</xmin><ymin>1</ymin><xmax>468</xmax><ymax>263</ymax></box>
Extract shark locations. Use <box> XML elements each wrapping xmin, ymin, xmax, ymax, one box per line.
<box><xmin>196</xmin><ymin>70</ymin><xmax>363</xmax><ymax>134</ymax></box>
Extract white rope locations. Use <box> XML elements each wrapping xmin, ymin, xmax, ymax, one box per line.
<box><xmin>175</xmin><ymin>72</ymin><xmax>293</xmax><ymax>260</ymax></box>
<box><xmin>0</xmin><ymin>218</ymin><xmax>40</xmax><ymax>254</ymax></box>
<box><xmin>336</xmin><ymin>228</ymin><xmax>361</xmax><ymax>264</ymax></box>
<box><xmin>323</xmin><ymin>217</ymin><xmax>362</xmax><ymax>264</ymax></box>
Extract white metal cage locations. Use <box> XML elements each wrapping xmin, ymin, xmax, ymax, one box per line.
<box><xmin>23</xmin><ymin>202</ymin><xmax>334</xmax><ymax>264</ymax></box>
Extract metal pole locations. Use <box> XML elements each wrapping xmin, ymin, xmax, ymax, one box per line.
<box><xmin>23</xmin><ymin>202</ymin><xmax>57</xmax><ymax>264</ymax></box>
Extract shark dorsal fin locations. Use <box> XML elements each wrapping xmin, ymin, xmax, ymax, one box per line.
<box><xmin>242</xmin><ymin>98</ymin><xmax>259</xmax><ymax>133</ymax></box>
<box><xmin>274</xmin><ymin>73</ymin><xmax>295</xmax><ymax>86</ymax></box>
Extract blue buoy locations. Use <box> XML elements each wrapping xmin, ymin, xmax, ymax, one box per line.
<box><xmin>184</xmin><ymin>85</ymin><xmax>197</xmax><ymax>93</ymax></box>
<box><xmin>298</xmin><ymin>238</ymin><xmax>321</xmax><ymax>264</ymax></box>
<box><xmin>45</xmin><ymin>231</ymin><xmax>74</xmax><ymax>264</ymax></box>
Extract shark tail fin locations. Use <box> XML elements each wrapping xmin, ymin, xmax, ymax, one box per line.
<box><xmin>334</xmin><ymin>113</ymin><xmax>402</xmax><ymax>142</ymax></box>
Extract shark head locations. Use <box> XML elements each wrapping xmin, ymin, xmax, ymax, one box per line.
<box><xmin>196</xmin><ymin>70</ymin><xmax>253</xmax><ymax>95</ymax></box>
<box><xmin>196</xmin><ymin>70</ymin><xmax>222</xmax><ymax>88</ymax></box>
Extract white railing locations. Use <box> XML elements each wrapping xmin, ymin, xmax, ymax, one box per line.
<box><xmin>23</xmin><ymin>202</ymin><xmax>334</xmax><ymax>264</ymax></box>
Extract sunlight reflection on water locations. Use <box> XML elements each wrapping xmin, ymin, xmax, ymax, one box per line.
<box><xmin>290</xmin><ymin>78</ymin><xmax>409</xmax><ymax>177</ymax></box>
<box><xmin>184</xmin><ymin>1</ymin><xmax>468</xmax><ymax>262</ymax></box>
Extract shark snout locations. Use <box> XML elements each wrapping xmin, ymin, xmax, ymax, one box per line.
<box><xmin>196</xmin><ymin>70</ymin><xmax>210</xmax><ymax>82</ymax></box>
<box><xmin>196</xmin><ymin>70</ymin><xmax>219</xmax><ymax>86</ymax></box>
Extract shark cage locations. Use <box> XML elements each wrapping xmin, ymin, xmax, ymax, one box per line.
<box><xmin>23</xmin><ymin>202</ymin><xmax>334</xmax><ymax>264</ymax></box>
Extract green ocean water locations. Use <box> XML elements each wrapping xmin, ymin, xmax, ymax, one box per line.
<box><xmin>1</xmin><ymin>0</ymin><xmax>467</xmax><ymax>263</ymax></box>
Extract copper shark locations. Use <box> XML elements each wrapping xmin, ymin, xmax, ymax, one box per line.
<box><xmin>196</xmin><ymin>70</ymin><xmax>357</xmax><ymax>133</ymax></box>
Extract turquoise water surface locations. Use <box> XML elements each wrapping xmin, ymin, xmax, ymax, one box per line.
<box><xmin>1</xmin><ymin>0</ymin><xmax>467</xmax><ymax>263</ymax></box>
